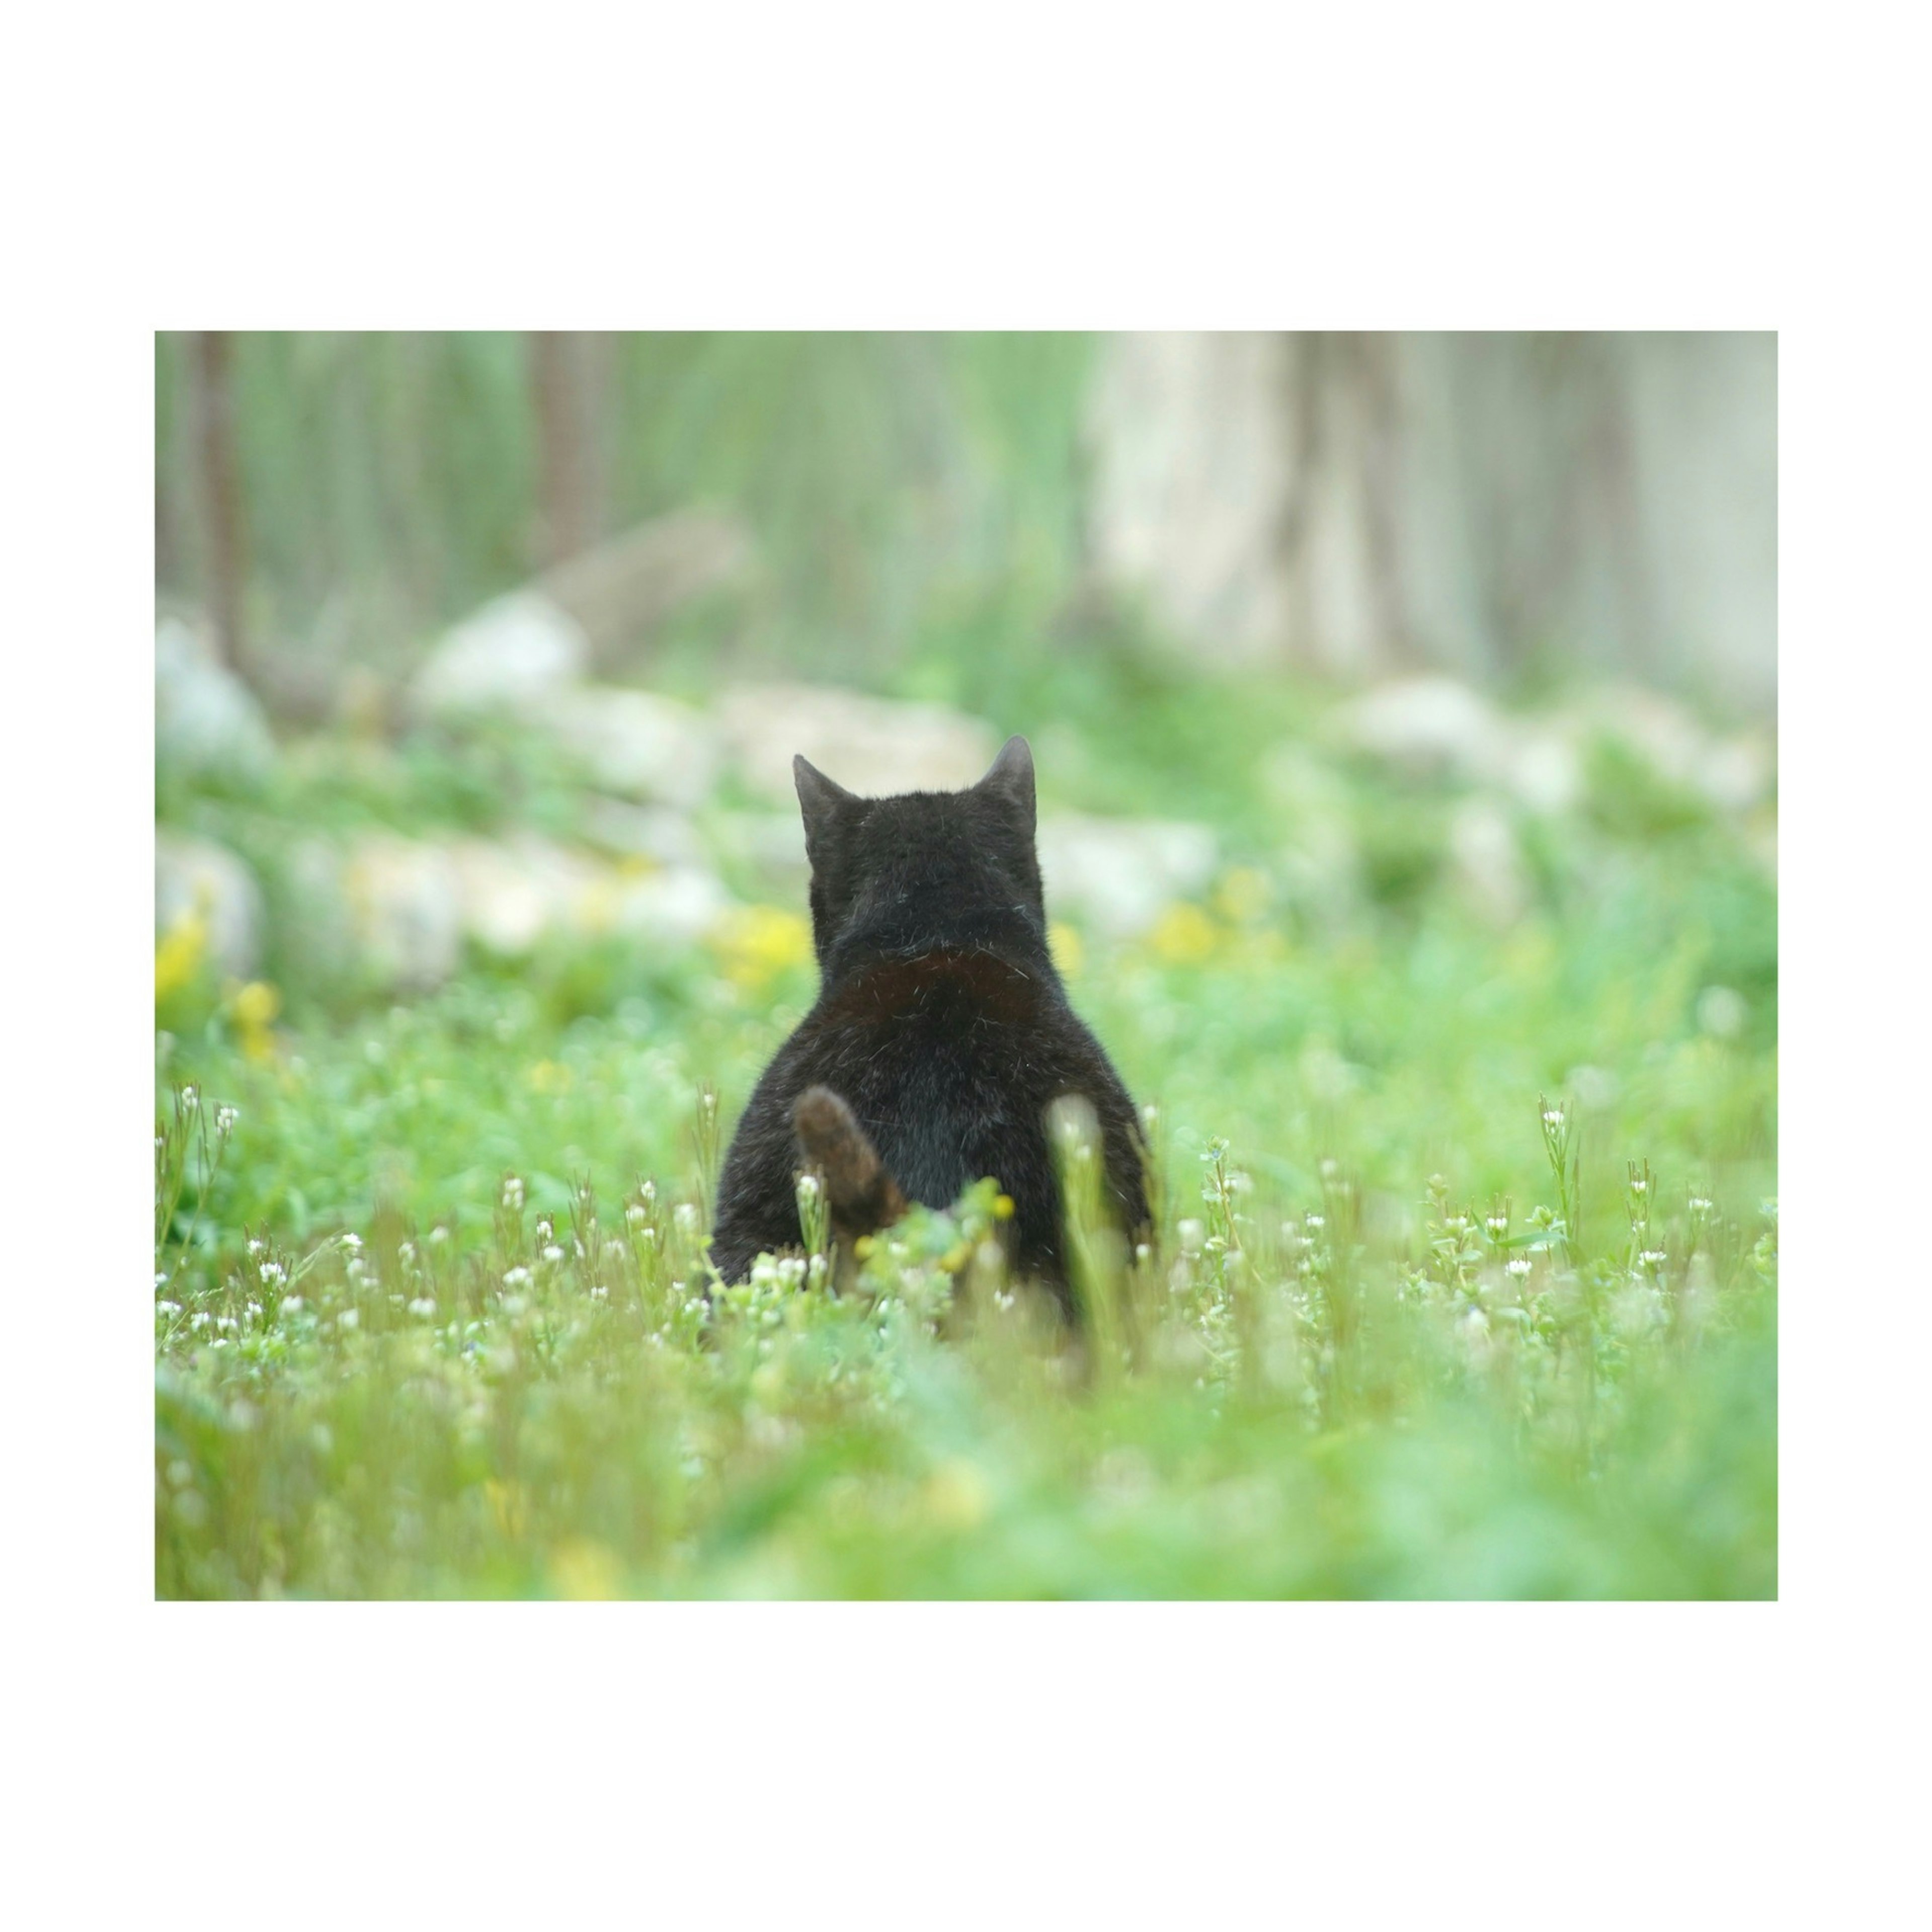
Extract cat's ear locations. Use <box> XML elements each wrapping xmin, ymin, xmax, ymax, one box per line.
<box><xmin>977</xmin><ymin>734</ymin><xmax>1036</xmax><ymax>833</ymax></box>
<box><xmin>794</xmin><ymin>754</ymin><xmax>855</xmax><ymax>860</ymax></box>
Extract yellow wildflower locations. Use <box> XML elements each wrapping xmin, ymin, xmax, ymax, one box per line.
<box><xmin>225</xmin><ymin>979</ymin><xmax>281</xmax><ymax>1063</ymax></box>
<box><xmin>1048</xmin><ymin>920</ymin><xmax>1084</xmax><ymax>977</ymax></box>
<box><xmin>154</xmin><ymin>907</ymin><xmax>207</xmax><ymax>1006</ymax></box>
<box><xmin>710</xmin><ymin>905</ymin><xmax>814</xmax><ymax>990</ymax></box>
<box><xmin>1148</xmin><ymin>902</ymin><xmax>1220</xmax><ymax>965</ymax></box>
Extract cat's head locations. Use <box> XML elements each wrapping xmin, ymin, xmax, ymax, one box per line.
<box><xmin>792</xmin><ymin>735</ymin><xmax>1049</xmax><ymax>978</ymax></box>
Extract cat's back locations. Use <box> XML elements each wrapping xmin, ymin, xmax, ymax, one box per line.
<box><xmin>792</xmin><ymin>945</ymin><xmax>1074</xmax><ymax>1208</ymax></box>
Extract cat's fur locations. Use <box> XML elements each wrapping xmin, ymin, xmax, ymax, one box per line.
<box><xmin>709</xmin><ymin>736</ymin><xmax>1147</xmax><ymax>1316</ymax></box>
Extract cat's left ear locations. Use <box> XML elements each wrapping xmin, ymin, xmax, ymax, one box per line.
<box><xmin>794</xmin><ymin>754</ymin><xmax>856</xmax><ymax>862</ymax></box>
<box><xmin>977</xmin><ymin>734</ymin><xmax>1036</xmax><ymax>833</ymax></box>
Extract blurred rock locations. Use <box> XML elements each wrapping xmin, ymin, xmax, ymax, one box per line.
<box><xmin>581</xmin><ymin>799</ymin><xmax>706</xmax><ymax>868</ymax></box>
<box><xmin>1568</xmin><ymin>686</ymin><xmax>1774</xmax><ymax>813</ymax></box>
<box><xmin>155</xmin><ymin>615</ymin><xmax>276</xmax><ymax>782</ymax></box>
<box><xmin>410</xmin><ymin>591</ymin><xmax>590</xmax><ymax>719</ymax></box>
<box><xmin>719</xmin><ymin>684</ymin><xmax>998</xmax><ymax>801</ymax></box>
<box><xmin>341</xmin><ymin>838</ymin><xmax>463</xmax><ymax>991</ymax></box>
<box><xmin>536</xmin><ymin>686</ymin><xmax>719</xmax><ymax>808</ymax></box>
<box><xmin>1337</xmin><ymin>673</ymin><xmax>1583</xmax><ymax>813</ymax></box>
<box><xmin>1037</xmin><ymin>814</ymin><xmax>1218</xmax><ymax>939</ymax></box>
<box><xmin>1338</xmin><ymin>675</ymin><xmax>1772</xmax><ymax>820</ymax></box>
<box><xmin>1336</xmin><ymin>676</ymin><xmax>1505</xmax><ymax>781</ymax></box>
<box><xmin>446</xmin><ymin>837</ymin><xmax>568</xmax><ymax>954</ymax></box>
<box><xmin>542</xmin><ymin>511</ymin><xmax>754</xmax><ymax>667</ymax></box>
<box><xmin>302</xmin><ymin>831</ymin><xmax>733</xmax><ymax>990</ymax></box>
<box><xmin>450</xmin><ymin>835</ymin><xmax>728</xmax><ymax>956</ymax></box>
<box><xmin>1501</xmin><ymin>729</ymin><xmax>1583</xmax><ymax>814</ymax></box>
<box><xmin>247</xmin><ymin>647</ymin><xmax>344</xmax><ymax>729</ymax></box>
<box><xmin>1447</xmin><ymin>798</ymin><xmax>1531</xmax><ymax>925</ymax></box>
<box><xmin>154</xmin><ymin>832</ymin><xmax>263</xmax><ymax>980</ymax></box>
<box><xmin>605</xmin><ymin>865</ymin><xmax>733</xmax><ymax>945</ymax></box>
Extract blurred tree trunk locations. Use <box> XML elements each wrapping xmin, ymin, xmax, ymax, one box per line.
<box><xmin>530</xmin><ymin>332</ymin><xmax>610</xmax><ymax>566</ymax></box>
<box><xmin>1084</xmin><ymin>332</ymin><xmax>1777</xmax><ymax>713</ymax></box>
<box><xmin>192</xmin><ymin>330</ymin><xmax>248</xmax><ymax>672</ymax></box>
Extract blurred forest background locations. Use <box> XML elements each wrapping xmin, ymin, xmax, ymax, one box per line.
<box><xmin>156</xmin><ymin>332</ymin><xmax>1774</xmax><ymax>716</ymax></box>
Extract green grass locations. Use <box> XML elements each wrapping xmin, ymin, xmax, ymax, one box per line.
<box><xmin>154</xmin><ymin>653</ymin><xmax>1776</xmax><ymax>1598</ymax></box>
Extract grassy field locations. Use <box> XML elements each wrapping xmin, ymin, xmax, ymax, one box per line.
<box><xmin>154</xmin><ymin>648</ymin><xmax>1776</xmax><ymax>1597</ymax></box>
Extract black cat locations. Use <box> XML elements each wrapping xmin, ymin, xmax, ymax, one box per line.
<box><xmin>709</xmin><ymin>736</ymin><xmax>1147</xmax><ymax>1317</ymax></box>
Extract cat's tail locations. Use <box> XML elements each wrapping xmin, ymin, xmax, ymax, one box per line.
<box><xmin>792</xmin><ymin>1086</ymin><xmax>907</xmax><ymax>1249</ymax></box>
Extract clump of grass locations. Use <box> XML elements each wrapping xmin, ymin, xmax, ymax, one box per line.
<box><xmin>154</xmin><ymin>1084</ymin><xmax>1775</xmax><ymax>1598</ymax></box>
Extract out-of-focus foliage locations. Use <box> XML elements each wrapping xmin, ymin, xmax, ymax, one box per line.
<box><xmin>157</xmin><ymin>332</ymin><xmax>1094</xmax><ymax>679</ymax></box>
<box><xmin>154</xmin><ymin>652</ymin><xmax>1775</xmax><ymax>1598</ymax></box>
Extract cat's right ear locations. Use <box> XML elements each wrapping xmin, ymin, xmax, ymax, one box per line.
<box><xmin>793</xmin><ymin>755</ymin><xmax>854</xmax><ymax>862</ymax></box>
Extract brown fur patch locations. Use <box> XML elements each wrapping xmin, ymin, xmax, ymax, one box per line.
<box><xmin>824</xmin><ymin>947</ymin><xmax>1043</xmax><ymax>1028</ymax></box>
<box><xmin>793</xmin><ymin>1085</ymin><xmax>908</xmax><ymax>1244</ymax></box>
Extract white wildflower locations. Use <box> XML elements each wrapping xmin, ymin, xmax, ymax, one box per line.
<box><xmin>501</xmin><ymin>1176</ymin><xmax>524</xmax><ymax>1212</ymax></box>
<box><xmin>503</xmin><ymin>1266</ymin><xmax>532</xmax><ymax>1289</ymax></box>
<box><xmin>1542</xmin><ymin>1107</ymin><xmax>1565</xmax><ymax>1128</ymax></box>
<box><xmin>1505</xmin><ymin>1257</ymin><xmax>1534</xmax><ymax>1279</ymax></box>
<box><xmin>542</xmin><ymin>1244</ymin><xmax>565</xmax><ymax>1264</ymax></box>
<box><xmin>215</xmin><ymin>1104</ymin><xmax>239</xmax><ymax>1136</ymax></box>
